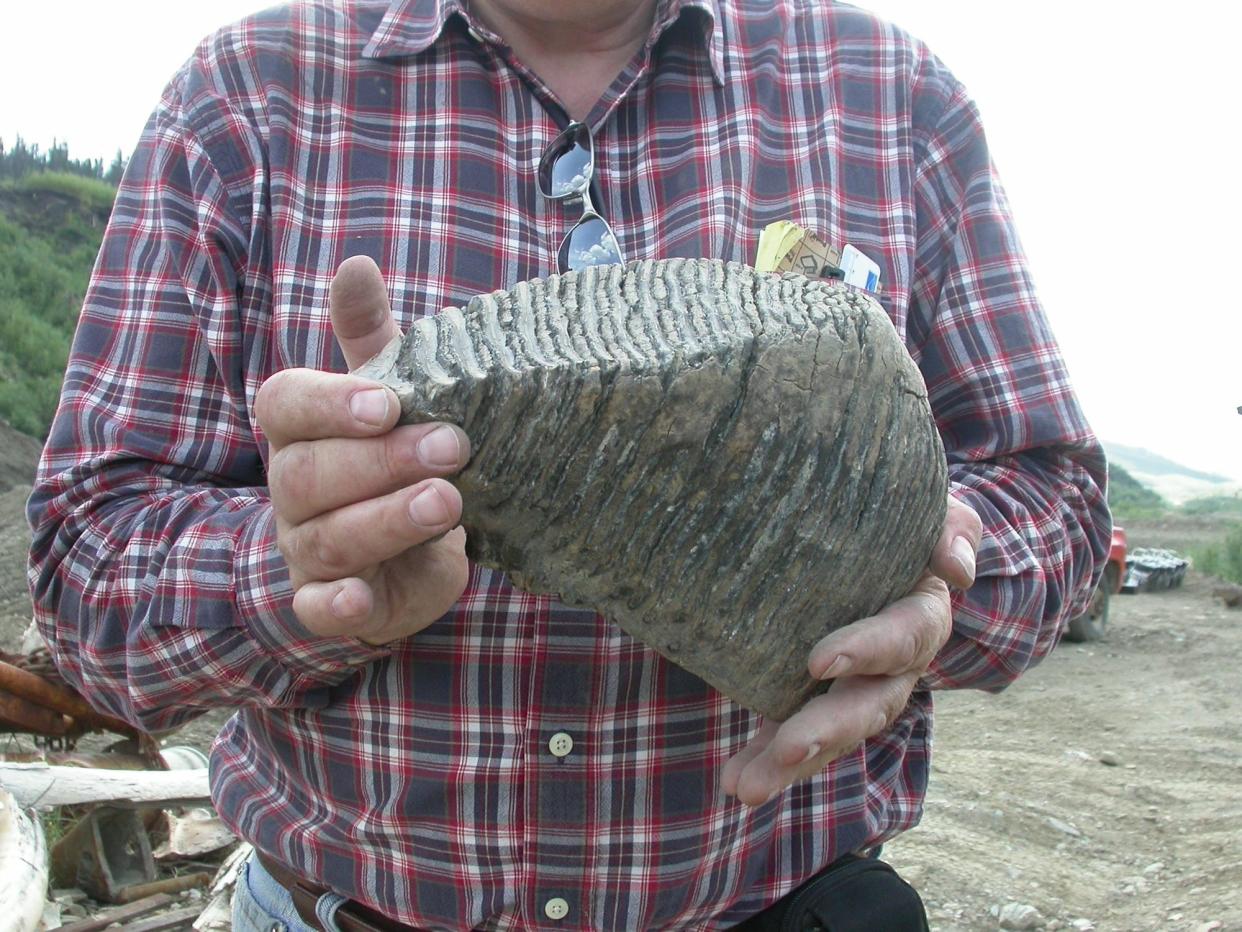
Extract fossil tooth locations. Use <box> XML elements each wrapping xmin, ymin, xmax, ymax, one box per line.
<box><xmin>356</xmin><ymin>258</ymin><xmax>947</xmax><ymax>719</ymax></box>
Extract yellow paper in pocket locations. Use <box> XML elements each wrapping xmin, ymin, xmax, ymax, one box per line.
<box><xmin>755</xmin><ymin>221</ymin><xmax>800</xmax><ymax>272</ymax></box>
<box><xmin>754</xmin><ymin>221</ymin><xmax>842</xmax><ymax>278</ymax></box>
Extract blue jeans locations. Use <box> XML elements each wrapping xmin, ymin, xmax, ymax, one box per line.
<box><xmin>232</xmin><ymin>852</ymin><xmax>349</xmax><ymax>932</ymax></box>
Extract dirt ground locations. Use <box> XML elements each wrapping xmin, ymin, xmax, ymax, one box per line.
<box><xmin>885</xmin><ymin>561</ymin><xmax>1242</xmax><ymax>931</ymax></box>
<box><xmin>2</xmin><ymin>451</ymin><xmax>1238</xmax><ymax>930</ymax></box>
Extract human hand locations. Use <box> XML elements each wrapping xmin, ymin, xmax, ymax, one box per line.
<box><xmin>254</xmin><ymin>256</ymin><xmax>471</xmax><ymax>645</ymax></box>
<box><xmin>721</xmin><ymin>495</ymin><xmax>982</xmax><ymax>806</ymax></box>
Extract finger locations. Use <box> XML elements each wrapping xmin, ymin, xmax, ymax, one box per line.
<box><xmin>255</xmin><ymin>369</ymin><xmax>399</xmax><ymax>450</ymax></box>
<box><xmin>280</xmin><ymin>477</ymin><xmax>463</xmax><ymax>584</ymax></box>
<box><xmin>807</xmin><ymin>573</ymin><xmax>951</xmax><ymax>680</ymax></box>
<box><xmin>292</xmin><ymin>576</ymin><xmax>376</xmax><ymax>638</ymax></box>
<box><xmin>732</xmin><ymin>673</ymin><xmax>918</xmax><ymax>806</ymax></box>
<box><xmin>291</xmin><ymin>529</ymin><xmax>469</xmax><ymax>642</ymax></box>
<box><xmin>330</xmin><ymin>255</ymin><xmax>402</xmax><ymax>371</ymax></box>
<box><xmin>720</xmin><ymin>720</ymin><xmax>778</xmax><ymax>797</ymax></box>
<box><xmin>358</xmin><ymin>528</ymin><xmax>471</xmax><ymax>644</ymax></box>
<box><xmin>929</xmin><ymin>495</ymin><xmax>983</xmax><ymax>589</ymax></box>
<box><xmin>762</xmin><ymin>673</ymin><xmax>918</xmax><ymax>767</ymax></box>
<box><xmin>269</xmin><ymin>423</ymin><xmax>471</xmax><ymax>525</ymax></box>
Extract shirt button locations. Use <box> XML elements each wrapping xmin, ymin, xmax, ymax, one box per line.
<box><xmin>548</xmin><ymin>732</ymin><xmax>574</xmax><ymax>758</ymax></box>
<box><xmin>544</xmin><ymin>897</ymin><xmax>570</xmax><ymax>920</ymax></box>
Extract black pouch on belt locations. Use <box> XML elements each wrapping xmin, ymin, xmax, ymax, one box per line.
<box><xmin>738</xmin><ymin>854</ymin><xmax>930</xmax><ymax>932</ymax></box>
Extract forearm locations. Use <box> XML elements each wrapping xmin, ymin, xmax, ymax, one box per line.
<box><xmin>921</xmin><ymin>445</ymin><xmax>1111</xmax><ymax>691</ymax></box>
<box><xmin>27</xmin><ymin>469</ymin><xmax>386</xmax><ymax>732</ymax></box>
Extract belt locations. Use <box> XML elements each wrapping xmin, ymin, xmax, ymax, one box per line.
<box><xmin>255</xmin><ymin>851</ymin><xmax>423</xmax><ymax>932</ymax></box>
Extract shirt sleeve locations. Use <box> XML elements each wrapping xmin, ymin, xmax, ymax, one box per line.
<box><xmin>25</xmin><ymin>58</ymin><xmax>387</xmax><ymax>734</ymax></box>
<box><xmin>903</xmin><ymin>68</ymin><xmax>1113</xmax><ymax>692</ymax></box>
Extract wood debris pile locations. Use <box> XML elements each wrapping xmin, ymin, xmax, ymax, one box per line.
<box><xmin>0</xmin><ymin>642</ymin><xmax>245</xmax><ymax>931</ymax></box>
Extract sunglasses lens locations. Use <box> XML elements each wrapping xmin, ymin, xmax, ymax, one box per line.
<box><xmin>559</xmin><ymin>214</ymin><xmax>623</xmax><ymax>271</ymax></box>
<box><xmin>538</xmin><ymin>123</ymin><xmax>594</xmax><ymax>199</ymax></box>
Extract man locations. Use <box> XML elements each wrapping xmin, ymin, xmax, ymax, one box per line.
<box><xmin>28</xmin><ymin>0</ymin><xmax>1111</xmax><ymax>929</ymax></box>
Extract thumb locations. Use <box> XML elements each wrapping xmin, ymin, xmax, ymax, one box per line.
<box><xmin>329</xmin><ymin>255</ymin><xmax>402</xmax><ymax>371</ymax></box>
<box><xmin>929</xmin><ymin>494</ymin><xmax>983</xmax><ymax>589</ymax></box>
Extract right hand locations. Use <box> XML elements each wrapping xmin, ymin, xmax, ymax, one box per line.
<box><xmin>254</xmin><ymin>256</ymin><xmax>471</xmax><ymax>644</ymax></box>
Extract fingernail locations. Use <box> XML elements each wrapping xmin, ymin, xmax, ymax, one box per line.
<box><xmin>801</xmin><ymin>742</ymin><xmax>822</xmax><ymax>763</ymax></box>
<box><xmin>418</xmin><ymin>425</ymin><xmax>461</xmax><ymax>468</ymax></box>
<box><xmin>951</xmin><ymin>536</ymin><xmax>976</xmax><ymax>585</ymax></box>
<box><xmin>819</xmin><ymin>655</ymin><xmax>852</xmax><ymax>680</ymax></box>
<box><xmin>409</xmin><ymin>486</ymin><xmax>449</xmax><ymax>527</ymax></box>
<box><xmin>331</xmin><ymin>587</ymin><xmax>360</xmax><ymax>619</ymax></box>
<box><xmin>350</xmin><ymin>388</ymin><xmax>390</xmax><ymax>427</ymax></box>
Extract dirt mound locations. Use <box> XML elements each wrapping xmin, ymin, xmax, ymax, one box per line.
<box><xmin>0</xmin><ymin>420</ymin><xmax>42</xmax><ymax>492</ymax></box>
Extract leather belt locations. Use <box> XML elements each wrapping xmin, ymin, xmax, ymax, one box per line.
<box><xmin>254</xmin><ymin>851</ymin><xmax>424</xmax><ymax>932</ymax></box>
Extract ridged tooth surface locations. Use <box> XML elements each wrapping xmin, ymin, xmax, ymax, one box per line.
<box><xmin>357</xmin><ymin>258</ymin><xmax>947</xmax><ymax>719</ymax></box>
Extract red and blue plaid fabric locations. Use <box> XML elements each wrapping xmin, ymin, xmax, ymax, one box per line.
<box><xmin>28</xmin><ymin>0</ymin><xmax>1110</xmax><ymax>928</ymax></box>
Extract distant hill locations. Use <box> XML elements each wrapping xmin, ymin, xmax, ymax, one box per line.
<box><xmin>1105</xmin><ymin>442</ymin><xmax>1230</xmax><ymax>484</ymax></box>
<box><xmin>0</xmin><ymin>171</ymin><xmax>115</xmax><ymax>438</ymax></box>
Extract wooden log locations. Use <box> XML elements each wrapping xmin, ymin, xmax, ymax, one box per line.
<box><xmin>0</xmin><ymin>659</ymin><xmax>139</xmax><ymax>737</ymax></box>
<box><xmin>0</xmin><ymin>762</ymin><xmax>209</xmax><ymax>808</ymax></box>
<box><xmin>115</xmin><ymin>872</ymin><xmax>212</xmax><ymax>903</ymax></box>
<box><xmin>0</xmin><ymin>690</ymin><xmax>71</xmax><ymax>735</ymax></box>
<box><xmin>0</xmin><ymin>789</ymin><xmax>48</xmax><ymax>932</ymax></box>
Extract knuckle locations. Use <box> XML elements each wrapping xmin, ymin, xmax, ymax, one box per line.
<box><xmin>921</xmin><ymin>592</ymin><xmax>952</xmax><ymax>637</ymax></box>
<box><xmin>311</xmin><ymin>531</ymin><xmax>351</xmax><ymax>576</ymax></box>
<box><xmin>872</xmin><ymin>690</ymin><xmax>907</xmax><ymax>734</ymax></box>
<box><xmin>283</xmin><ymin>521</ymin><xmax>347</xmax><ymax>579</ymax></box>
<box><xmin>254</xmin><ymin>370</ymin><xmax>298</xmax><ymax>422</ymax></box>
<box><xmin>881</xmin><ymin>692</ymin><xmax>907</xmax><ymax>727</ymax></box>
<box><xmin>380</xmin><ymin>431</ymin><xmax>414</xmax><ymax>485</ymax></box>
<box><xmin>898</xmin><ymin>630</ymin><xmax>924</xmax><ymax>669</ymax></box>
<box><xmin>277</xmin><ymin>526</ymin><xmax>316</xmax><ymax>582</ymax></box>
<box><xmin>901</xmin><ymin>602</ymin><xmax>945</xmax><ymax>666</ymax></box>
<box><xmin>269</xmin><ymin>443</ymin><xmax>319</xmax><ymax>511</ymax></box>
<box><xmin>276</xmin><ymin>530</ymin><xmax>297</xmax><ymax>569</ymax></box>
<box><xmin>950</xmin><ymin>498</ymin><xmax>984</xmax><ymax>542</ymax></box>
<box><xmin>253</xmin><ymin>372</ymin><xmax>288</xmax><ymax>428</ymax></box>
<box><xmin>291</xmin><ymin>587</ymin><xmax>334</xmax><ymax>637</ymax></box>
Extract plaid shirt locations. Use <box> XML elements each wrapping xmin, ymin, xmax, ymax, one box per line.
<box><xmin>28</xmin><ymin>0</ymin><xmax>1110</xmax><ymax>928</ymax></box>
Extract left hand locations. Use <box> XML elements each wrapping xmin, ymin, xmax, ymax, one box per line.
<box><xmin>721</xmin><ymin>495</ymin><xmax>983</xmax><ymax>806</ymax></box>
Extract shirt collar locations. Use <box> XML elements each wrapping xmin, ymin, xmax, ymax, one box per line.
<box><xmin>362</xmin><ymin>0</ymin><xmax>726</xmax><ymax>86</ymax></box>
<box><xmin>362</xmin><ymin>0</ymin><xmax>465</xmax><ymax>60</ymax></box>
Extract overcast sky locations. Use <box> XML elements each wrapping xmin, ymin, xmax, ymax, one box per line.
<box><xmin>3</xmin><ymin>1</ymin><xmax>1239</xmax><ymax>479</ymax></box>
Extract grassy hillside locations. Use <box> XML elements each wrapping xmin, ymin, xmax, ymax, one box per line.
<box><xmin>1107</xmin><ymin>462</ymin><xmax>1168</xmax><ymax>523</ymax></box>
<box><xmin>0</xmin><ymin>172</ymin><xmax>114</xmax><ymax>437</ymax></box>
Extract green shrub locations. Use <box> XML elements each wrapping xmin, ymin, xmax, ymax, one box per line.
<box><xmin>16</xmin><ymin>171</ymin><xmax>116</xmax><ymax>216</ymax></box>
<box><xmin>1194</xmin><ymin>524</ymin><xmax>1242</xmax><ymax>585</ymax></box>
<box><xmin>1180</xmin><ymin>494</ymin><xmax>1242</xmax><ymax>518</ymax></box>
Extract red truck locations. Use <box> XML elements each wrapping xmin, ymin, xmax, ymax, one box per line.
<box><xmin>1064</xmin><ymin>526</ymin><xmax>1127</xmax><ymax>642</ymax></box>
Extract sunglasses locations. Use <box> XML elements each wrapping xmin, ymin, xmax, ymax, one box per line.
<box><xmin>537</xmin><ymin>121</ymin><xmax>625</xmax><ymax>273</ymax></box>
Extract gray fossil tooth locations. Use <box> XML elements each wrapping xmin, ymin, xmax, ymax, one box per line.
<box><xmin>356</xmin><ymin>258</ymin><xmax>947</xmax><ymax>720</ymax></box>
